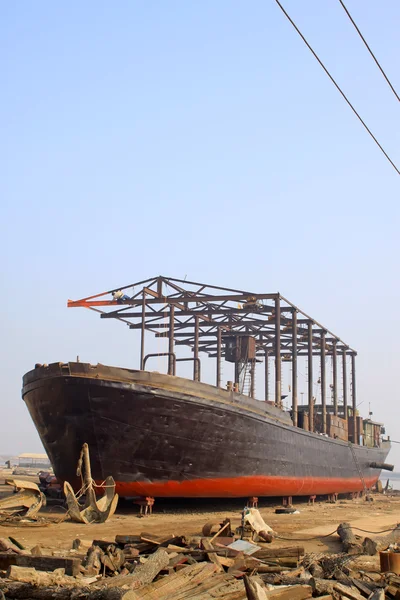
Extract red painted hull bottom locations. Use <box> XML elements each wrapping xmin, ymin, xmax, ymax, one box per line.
<box><xmin>113</xmin><ymin>475</ymin><xmax>379</xmax><ymax>499</ymax></box>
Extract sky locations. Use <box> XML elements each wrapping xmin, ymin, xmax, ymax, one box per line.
<box><xmin>1</xmin><ymin>1</ymin><xmax>399</xmax><ymax>468</ymax></box>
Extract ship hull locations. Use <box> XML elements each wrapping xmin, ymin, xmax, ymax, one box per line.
<box><xmin>22</xmin><ymin>363</ymin><xmax>390</xmax><ymax>498</ymax></box>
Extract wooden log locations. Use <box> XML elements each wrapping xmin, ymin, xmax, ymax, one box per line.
<box><xmin>0</xmin><ymin>553</ymin><xmax>81</xmax><ymax>576</ymax></box>
<box><xmin>337</xmin><ymin>523</ymin><xmax>363</xmax><ymax>555</ymax></box>
<box><xmin>103</xmin><ymin>548</ymin><xmax>169</xmax><ymax>589</ymax></box>
<box><xmin>253</xmin><ymin>547</ymin><xmax>304</xmax><ymax>560</ymax></box>
<box><xmin>84</xmin><ymin>546</ymin><xmax>103</xmax><ymax>575</ymax></box>
<box><xmin>310</xmin><ymin>578</ymin><xmax>337</xmax><ymax>595</ymax></box>
<box><xmin>362</xmin><ymin>524</ymin><xmax>400</xmax><ymax>555</ymax></box>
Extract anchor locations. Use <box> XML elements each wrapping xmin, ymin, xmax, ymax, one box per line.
<box><xmin>64</xmin><ymin>443</ymin><xmax>118</xmax><ymax>524</ymax></box>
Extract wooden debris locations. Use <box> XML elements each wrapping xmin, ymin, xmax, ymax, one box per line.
<box><xmin>6</xmin><ymin>565</ymin><xmax>73</xmax><ymax>586</ymax></box>
<box><xmin>201</xmin><ymin>538</ymin><xmax>224</xmax><ymax>572</ymax></box>
<box><xmin>333</xmin><ymin>581</ymin><xmax>365</xmax><ymax>600</ymax></box>
<box><xmin>368</xmin><ymin>591</ymin><xmax>385</xmax><ymax>600</ymax></box>
<box><xmin>115</xmin><ymin>536</ymin><xmax>141</xmax><ymax>545</ymax></box>
<box><xmin>209</xmin><ymin>520</ymin><xmax>232</xmax><ymax>543</ymax></box>
<box><xmin>0</xmin><ymin>538</ymin><xmax>26</xmax><ymax>555</ymax></box>
<box><xmin>362</xmin><ymin>524</ymin><xmax>400</xmax><ymax>555</ymax></box>
<box><xmin>244</xmin><ymin>575</ymin><xmax>268</xmax><ymax>600</ymax></box>
<box><xmin>265</xmin><ymin>584</ymin><xmax>312</xmax><ymax>599</ymax></box>
<box><xmin>84</xmin><ymin>545</ymin><xmax>104</xmax><ymax>576</ymax></box>
<box><xmin>0</xmin><ymin>581</ymin><xmax>139</xmax><ymax>600</ymax></box>
<box><xmin>103</xmin><ymin>547</ymin><xmax>169</xmax><ymax>589</ymax></box>
<box><xmin>337</xmin><ymin>522</ymin><xmax>363</xmax><ymax>554</ymax></box>
<box><xmin>253</xmin><ymin>547</ymin><xmax>304</xmax><ymax>560</ymax></box>
<box><xmin>0</xmin><ymin>553</ymin><xmax>81</xmax><ymax>576</ymax></box>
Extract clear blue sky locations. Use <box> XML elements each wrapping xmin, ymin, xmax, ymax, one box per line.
<box><xmin>1</xmin><ymin>1</ymin><xmax>399</xmax><ymax>468</ymax></box>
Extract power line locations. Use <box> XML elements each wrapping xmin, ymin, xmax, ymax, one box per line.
<box><xmin>338</xmin><ymin>0</ymin><xmax>400</xmax><ymax>102</ymax></box>
<box><xmin>274</xmin><ymin>0</ymin><xmax>400</xmax><ymax>176</ymax></box>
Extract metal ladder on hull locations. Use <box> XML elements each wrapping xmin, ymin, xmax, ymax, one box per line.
<box><xmin>348</xmin><ymin>442</ymin><xmax>369</xmax><ymax>497</ymax></box>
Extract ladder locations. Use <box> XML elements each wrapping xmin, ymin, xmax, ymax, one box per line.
<box><xmin>240</xmin><ymin>362</ymin><xmax>252</xmax><ymax>395</ymax></box>
<box><xmin>348</xmin><ymin>442</ymin><xmax>369</xmax><ymax>497</ymax></box>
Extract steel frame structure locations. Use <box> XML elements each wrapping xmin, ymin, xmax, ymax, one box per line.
<box><xmin>68</xmin><ymin>275</ymin><xmax>357</xmax><ymax>438</ymax></box>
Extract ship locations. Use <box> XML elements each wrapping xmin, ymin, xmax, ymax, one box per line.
<box><xmin>22</xmin><ymin>276</ymin><xmax>391</xmax><ymax>498</ymax></box>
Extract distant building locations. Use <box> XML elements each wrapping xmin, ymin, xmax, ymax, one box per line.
<box><xmin>17</xmin><ymin>453</ymin><xmax>50</xmax><ymax>469</ymax></box>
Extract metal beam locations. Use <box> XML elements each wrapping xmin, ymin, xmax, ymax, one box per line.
<box><xmin>351</xmin><ymin>353</ymin><xmax>357</xmax><ymax>443</ymax></box>
<box><xmin>292</xmin><ymin>310</ymin><xmax>298</xmax><ymax>426</ymax></box>
<box><xmin>168</xmin><ymin>305</ymin><xmax>175</xmax><ymax>375</ymax></box>
<box><xmin>193</xmin><ymin>316</ymin><xmax>200</xmax><ymax>381</ymax></box>
<box><xmin>140</xmin><ymin>290</ymin><xmax>146</xmax><ymax>370</ymax></box>
<box><xmin>321</xmin><ymin>330</ymin><xmax>327</xmax><ymax>434</ymax></box>
<box><xmin>275</xmin><ymin>297</ymin><xmax>281</xmax><ymax>408</ymax></box>
<box><xmin>216</xmin><ymin>327</ymin><xmax>222</xmax><ymax>387</ymax></box>
<box><xmin>308</xmin><ymin>321</ymin><xmax>314</xmax><ymax>432</ymax></box>
<box><xmin>332</xmin><ymin>340</ymin><xmax>338</xmax><ymax>416</ymax></box>
<box><xmin>250</xmin><ymin>361</ymin><xmax>255</xmax><ymax>399</ymax></box>
<box><xmin>342</xmin><ymin>349</ymin><xmax>348</xmax><ymax>427</ymax></box>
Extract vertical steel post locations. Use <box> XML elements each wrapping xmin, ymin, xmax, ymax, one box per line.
<box><xmin>292</xmin><ymin>310</ymin><xmax>298</xmax><ymax>426</ymax></box>
<box><xmin>308</xmin><ymin>321</ymin><xmax>314</xmax><ymax>432</ymax></box>
<box><xmin>351</xmin><ymin>352</ymin><xmax>357</xmax><ymax>444</ymax></box>
<box><xmin>235</xmin><ymin>361</ymin><xmax>240</xmax><ymax>387</ymax></box>
<box><xmin>250</xmin><ymin>361</ymin><xmax>255</xmax><ymax>398</ymax></box>
<box><xmin>332</xmin><ymin>340</ymin><xmax>338</xmax><ymax>416</ymax></box>
<box><xmin>140</xmin><ymin>290</ymin><xmax>146</xmax><ymax>370</ymax></box>
<box><xmin>321</xmin><ymin>330</ymin><xmax>327</xmax><ymax>434</ymax></box>
<box><xmin>194</xmin><ymin>316</ymin><xmax>199</xmax><ymax>381</ymax></box>
<box><xmin>265</xmin><ymin>349</ymin><xmax>269</xmax><ymax>402</ymax></box>
<box><xmin>168</xmin><ymin>305</ymin><xmax>175</xmax><ymax>375</ymax></box>
<box><xmin>216</xmin><ymin>327</ymin><xmax>222</xmax><ymax>387</ymax></box>
<box><xmin>275</xmin><ymin>296</ymin><xmax>281</xmax><ymax>408</ymax></box>
<box><xmin>342</xmin><ymin>349</ymin><xmax>348</xmax><ymax>427</ymax></box>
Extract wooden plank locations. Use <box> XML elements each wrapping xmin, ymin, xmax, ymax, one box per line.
<box><xmin>201</xmin><ymin>539</ymin><xmax>224</xmax><ymax>573</ymax></box>
<box><xmin>264</xmin><ymin>584</ymin><xmax>312</xmax><ymax>600</ymax></box>
<box><xmin>333</xmin><ymin>583</ymin><xmax>365</xmax><ymax>600</ymax></box>
<box><xmin>253</xmin><ymin>547</ymin><xmax>304</xmax><ymax>559</ymax></box>
<box><xmin>0</xmin><ymin>553</ymin><xmax>81</xmax><ymax>576</ymax></box>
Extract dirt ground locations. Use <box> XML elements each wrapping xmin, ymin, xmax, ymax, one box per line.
<box><xmin>1</xmin><ymin>471</ymin><xmax>399</xmax><ymax>557</ymax></box>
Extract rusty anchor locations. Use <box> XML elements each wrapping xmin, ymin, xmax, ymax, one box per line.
<box><xmin>64</xmin><ymin>443</ymin><xmax>118</xmax><ymax>524</ymax></box>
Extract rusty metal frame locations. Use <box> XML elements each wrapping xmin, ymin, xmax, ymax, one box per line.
<box><xmin>68</xmin><ymin>275</ymin><xmax>357</xmax><ymax>429</ymax></box>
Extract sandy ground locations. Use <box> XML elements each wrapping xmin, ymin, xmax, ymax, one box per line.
<box><xmin>1</xmin><ymin>471</ymin><xmax>399</xmax><ymax>557</ymax></box>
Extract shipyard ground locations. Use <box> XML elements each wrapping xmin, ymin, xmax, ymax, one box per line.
<box><xmin>0</xmin><ymin>472</ymin><xmax>399</xmax><ymax>558</ymax></box>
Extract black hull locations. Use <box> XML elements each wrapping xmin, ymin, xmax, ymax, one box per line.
<box><xmin>22</xmin><ymin>362</ymin><xmax>390</xmax><ymax>498</ymax></box>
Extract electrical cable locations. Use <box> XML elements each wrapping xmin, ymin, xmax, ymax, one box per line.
<box><xmin>337</xmin><ymin>0</ymin><xmax>399</xmax><ymax>102</ymax></box>
<box><xmin>276</xmin><ymin>524</ymin><xmax>400</xmax><ymax>541</ymax></box>
<box><xmin>274</xmin><ymin>0</ymin><xmax>400</xmax><ymax>176</ymax></box>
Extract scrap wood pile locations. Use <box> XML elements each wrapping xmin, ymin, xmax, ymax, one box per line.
<box><xmin>0</xmin><ymin>518</ymin><xmax>399</xmax><ymax>600</ymax></box>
